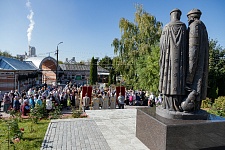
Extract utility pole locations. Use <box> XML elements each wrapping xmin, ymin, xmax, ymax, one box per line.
<box><xmin>56</xmin><ymin>42</ymin><xmax>63</xmax><ymax>86</ymax></box>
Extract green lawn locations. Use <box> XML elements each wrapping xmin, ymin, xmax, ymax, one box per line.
<box><xmin>0</xmin><ymin>118</ymin><xmax>50</xmax><ymax>150</ymax></box>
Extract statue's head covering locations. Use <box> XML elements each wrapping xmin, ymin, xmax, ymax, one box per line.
<box><xmin>170</xmin><ymin>8</ymin><xmax>182</xmax><ymax>15</ymax></box>
<box><xmin>187</xmin><ymin>9</ymin><xmax>202</xmax><ymax>17</ymax></box>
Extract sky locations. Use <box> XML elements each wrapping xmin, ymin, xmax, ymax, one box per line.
<box><xmin>0</xmin><ymin>0</ymin><xmax>225</xmax><ymax>62</ymax></box>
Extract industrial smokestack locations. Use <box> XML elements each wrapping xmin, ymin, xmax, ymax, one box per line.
<box><xmin>26</xmin><ymin>0</ymin><xmax>35</xmax><ymax>45</ymax></box>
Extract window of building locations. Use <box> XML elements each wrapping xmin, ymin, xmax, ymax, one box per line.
<box><xmin>75</xmin><ymin>75</ymin><xmax>81</xmax><ymax>80</ymax></box>
<box><xmin>82</xmin><ymin>75</ymin><xmax>85</xmax><ymax>80</ymax></box>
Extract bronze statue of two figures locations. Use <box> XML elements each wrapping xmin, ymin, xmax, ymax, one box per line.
<box><xmin>158</xmin><ymin>8</ymin><xmax>209</xmax><ymax>114</ymax></box>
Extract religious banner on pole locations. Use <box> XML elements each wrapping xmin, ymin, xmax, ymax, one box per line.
<box><xmin>116</xmin><ymin>86</ymin><xmax>125</xmax><ymax>103</ymax></box>
<box><xmin>82</xmin><ymin>86</ymin><xmax>92</xmax><ymax>104</ymax></box>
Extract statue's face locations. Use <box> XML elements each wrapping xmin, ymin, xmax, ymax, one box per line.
<box><xmin>188</xmin><ymin>15</ymin><xmax>194</xmax><ymax>24</ymax></box>
<box><xmin>170</xmin><ymin>11</ymin><xmax>181</xmax><ymax>21</ymax></box>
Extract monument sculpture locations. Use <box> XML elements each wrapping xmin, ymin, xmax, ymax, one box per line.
<box><xmin>136</xmin><ymin>9</ymin><xmax>225</xmax><ymax>150</ymax></box>
<box><xmin>185</xmin><ymin>9</ymin><xmax>209</xmax><ymax>111</ymax></box>
<box><xmin>158</xmin><ymin>8</ymin><xmax>209</xmax><ymax>116</ymax></box>
<box><xmin>159</xmin><ymin>8</ymin><xmax>187</xmax><ymax>112</ymax></box>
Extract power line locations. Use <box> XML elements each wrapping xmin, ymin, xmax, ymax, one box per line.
<box><xmin>37</xmin><ymin>51</ymin><xmax>56</xmax><ymax>56</ymax></box>
<box><xmin>37</xmin><ymin>50</ymin><xmax>115</xmax><ymax>57</ymax></box>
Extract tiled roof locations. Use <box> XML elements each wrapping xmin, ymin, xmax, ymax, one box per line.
<box><xmin>59</xmin><ymin>64</ymin><xmax>109</xmax><ymax>72</ymax></box>
<box><xmin>0</xmin><ymin>56</ymin><xmax>37</xmax><ymax>70</ymax></box>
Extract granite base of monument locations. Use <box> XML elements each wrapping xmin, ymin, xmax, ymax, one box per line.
<box><xmin>156</xmin><ymin>106</ymin><xmax>209</xmax><ymax>120</ymax></box>
<box><xmin>136</xmin><ymin>107</ymin><xmax>225</xmax><ymax>150</ymax></box>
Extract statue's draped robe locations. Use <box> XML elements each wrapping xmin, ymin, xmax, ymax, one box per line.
<box><xmin>159</xmin><ymin>20</ymin><xmax>187</xmax><ymax>111</ymax></box>
<box><xmin>186</xmin><ymin>20</ymin><xmax>209</xmax><ymax>110</ymax></box>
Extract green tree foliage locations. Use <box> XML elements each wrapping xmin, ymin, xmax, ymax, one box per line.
<box><xmin>137</xmin><ymin>45</ymin><xmax>160</xmax><ymax>92</ymax></box>
<box><xmin>58</xmin><ymin>60</ymin><xmax>63</xmax><ymax>64</ymax></box>
<box><xmin>99</xmin><ymin>56</ymin><xmax>117</xmax><ymax>85</ymax></box>
<box><xmin>112</xmin><ymin>4</ymin><xmax>162</xmax><ymax>91</ymax></box>
<box><xmin>0</xmin><ymin>50</ymin><xmax>13</xmax><ymax>57</ymax></box>
<box><xmin>207</xmin><ymin>39</ymin><xmax>225</xmax><ymax>100</ymax></box>
<box><xmin>98</xmin><ymin>56</ymin><xmax>112</xmax><ymax>70</ymax></box>
<box><xmin>108</xmin><ymin>68</ymin><xmax>117</xmax><ymax>85</ymax></box>
<box><xmin>89</xmin><ymin>57</ymin><xmax>98</xmax><ymax>85</ymax></box>
<box><xmin>208</xmin><ymin>96</ymin><xmax>225</xmax><ymax>117</ymax></box>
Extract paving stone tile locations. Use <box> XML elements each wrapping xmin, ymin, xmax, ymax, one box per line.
<box><xmin>41</xmin><ymin>107</ymin><xmax>149</xmax><ymax>150</ymax></box>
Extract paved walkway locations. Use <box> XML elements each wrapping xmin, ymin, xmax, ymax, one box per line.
<box><xmin>41</xmin><ymin>107</ymin><xmax>149</xmax><ymax>150</ymax></box>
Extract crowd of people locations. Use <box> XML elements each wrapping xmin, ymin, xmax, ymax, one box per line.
<box><xmin>81</xmin><ymin>88</ymin><xmax>163</xmax><ymax>111</ymax></box>
<box><xmin>124</xmin><ymin>90</ymin><xmax>163</xmax><ymax>107</ymax></box>
<box><xmin>0</xmin><ymin>82</ymin><xmax>163</xmax><ymax>116</ymax></box>
<box><xmin>0</xmin><ymin>83</ymin><xmax>82</xmax><ymax>116</ymax></box>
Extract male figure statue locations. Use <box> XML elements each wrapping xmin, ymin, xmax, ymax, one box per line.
<box><xmin>186</xmin><ymin>9</ymin><xmax>209</xmax><ymax>111</ymax></box>
<box><xmin>159</xmin><ymin>8</ymin><xmax>187</xmax><ymax>111</ymax></box>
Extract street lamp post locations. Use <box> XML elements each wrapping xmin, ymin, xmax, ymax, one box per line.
<box><xmin>56</xmin><ymin>42</ymin><xmax>63</xmax><ymax>86</ymax></box>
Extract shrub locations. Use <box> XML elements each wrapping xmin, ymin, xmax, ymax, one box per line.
<box><xmin>208</xmin><ymin>96</ymin><xmax>225</xmax><ymax>117</ymax></box>
<box><xmin>201</xmin><ymin>97</ymin><xmax>213</xmax><ymax>108</ymax></box>
<box><xmin>3</xmin><ymin>118</ymin><xmax>24</xmax><ymax>144</ymax></box>
<box><xmin>29</xmin><ymin>105</ymin><xmax>44</xmax><ymax>124</ymax></box>
<box><xmin>49</xmin><ymin>104</ymin><xmax>62</xmax><ymax>119</ymax></box>
<box><xmin>71</xmin><ymin>107</ymin><xmax>83</xmax><ymax>118</ymax></box>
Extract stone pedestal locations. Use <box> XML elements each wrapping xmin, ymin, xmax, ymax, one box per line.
<box><xmin>136</xmin><ymin>107</ymin><xmax>225</xmax><ymax>150</ymax></box>
<box><xmin>156</xmin><ymin>106</ymin><xmax>209</xmax><ymax>120</ymax></box>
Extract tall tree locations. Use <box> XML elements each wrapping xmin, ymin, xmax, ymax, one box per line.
<box><xmin>98</xmin><ymin>56</ymin><xmax>112</xmax><ymax>70</ymax></box>
<box><xmin>108</xmin><ymin>67</ymin><xmax>117</xmax><ymax>85</ymax></box>
<box><xmin>112</xmin><ymin>4</ymin><xmax>162</xmax><ymax>90</ymax></box>
<box><xmin>99</xmin><ymin>56</ymin><xmax>116</xmax><ymax>85</ymax></box>
<box><xmin>89</xmin><ymin>57</ymin><xmax>98</xmax><ymax>85</ymax></box>
<box><xmin>137</xmin><ymin>45</ymin><xmax>160</xmax><ymax>92</ymax></box>
<box><xmin>207</xmin><ymin>39</ymin><xmax>225</xmax><ymax>100</ymax></box>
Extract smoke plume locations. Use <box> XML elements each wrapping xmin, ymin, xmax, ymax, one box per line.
<box><xmin>26</xmin><ymin>0</ymin><xmax>35</xmax><ymax>45</ymax></box>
